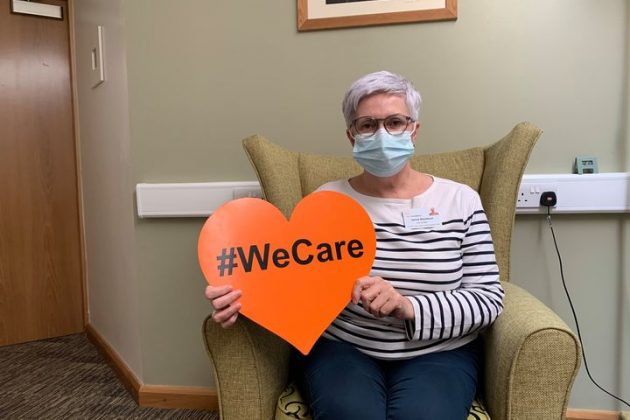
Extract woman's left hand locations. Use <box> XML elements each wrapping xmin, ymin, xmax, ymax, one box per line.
<box><xmin>351</xmin><ymin>276</ymin><xmax>414</xmax><ymax>320</ymax></box>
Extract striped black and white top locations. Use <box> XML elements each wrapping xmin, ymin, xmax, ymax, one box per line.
<box><xmin>318</xmin><ymin>177</ymin><xmax>504</xmax><ymax>360</ymax></box>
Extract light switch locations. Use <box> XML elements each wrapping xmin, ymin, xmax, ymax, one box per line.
<box><xmin>89</xmin><ymin>25</ymin><xmax>105</xmax><ymax>88</ymax></box>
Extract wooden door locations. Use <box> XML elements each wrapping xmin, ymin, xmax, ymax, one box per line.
<box><xmin>0</xmin><ymin>0</ymin><xmax>84</xmax><ymax>346</ymax></box>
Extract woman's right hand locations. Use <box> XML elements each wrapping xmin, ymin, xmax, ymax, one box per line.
<box><xmin>205</xmin><ymin>285</ymin><xmax>242</xmax><ymax>328</ymax></box>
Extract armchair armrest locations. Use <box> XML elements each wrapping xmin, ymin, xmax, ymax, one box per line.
<box><xmin>483</xmin><ymin>282</ymin><xmax>581</xmax><ymax>420</ymax></box>
<box><xmin>203</xmin><ymin>315</ymin><xmax>291</xmax><ymax>420</ymax></box>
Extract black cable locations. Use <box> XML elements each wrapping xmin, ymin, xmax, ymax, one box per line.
<box><xmin>545</xmin><ymin>205</ymin><xmax>630</xmax><ymax>409</ymax></box>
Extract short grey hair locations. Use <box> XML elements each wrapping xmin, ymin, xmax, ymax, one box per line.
<box><xmin>342</xmin><ymin>70</ymin><xmax>422</xmax><ymax>128</ymax></box>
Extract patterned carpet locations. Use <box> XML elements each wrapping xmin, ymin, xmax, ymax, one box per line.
<box><xmin>0</xmin><ymin>333</ymin><xmax>219</xmax><ymax>419</ymax></box>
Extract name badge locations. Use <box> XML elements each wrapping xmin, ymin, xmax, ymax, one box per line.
<box><xmin>403</xmin><ymin>208</ymin><xmax>442</xmax><ymax>230</ymax></box>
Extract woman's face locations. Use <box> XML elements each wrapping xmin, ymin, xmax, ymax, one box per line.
<box><xmin>347</xmin><ymin>93</ymin><xmax>419</xmax><ymax>145</ymax></box>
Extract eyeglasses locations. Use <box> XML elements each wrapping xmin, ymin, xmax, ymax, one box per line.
<box><xmin>351</xmin><ymin>114</ymin><xmax>414</xmax><ymax>136</ymax></box>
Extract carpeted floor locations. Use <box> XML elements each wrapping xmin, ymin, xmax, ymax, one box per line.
<box><xmin>0</xmin><ymin>333</ymin><xmax>219</xmax><ymax>419</ymax></box>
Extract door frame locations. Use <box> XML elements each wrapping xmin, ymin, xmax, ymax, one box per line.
<box><xmin>67</xmin><ymin>0</ymin><xmax>89</xmax><ymax>327</ymax></box>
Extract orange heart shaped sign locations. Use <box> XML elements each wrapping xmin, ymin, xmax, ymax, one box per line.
<box><xmin>198</xmin><ymin>191</ymin><xmax>376</xmax><ymax>354</ymax></box>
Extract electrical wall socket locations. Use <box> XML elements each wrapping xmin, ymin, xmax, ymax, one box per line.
<box><xmin>517</xmin><ymin>184</ymin><xmax>558</xmax><ymax>208</ymax></box>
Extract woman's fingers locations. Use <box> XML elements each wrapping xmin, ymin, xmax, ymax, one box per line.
<box><xmin>212</xmin><ymin>301</ymin><xmax>242</xmax><ymax>327</ymax></box>
<box><xmin>357</xmin><ymin>277</ymin><xmax>385</xmax><ymax>314</ymax></box>
<box><xmin>354</xmin><ymin>278</ymin><xmax>408</xmax><ymax>319</ymax></box>
<box><xmin>211</xmin><ymin>289</ymin><xmax>242</xmax><ymax>311</ymax></box>
<box><xmin>375</xmin><ymin>294</ymin><xmax>402</xmax><ymax>317</ymax></box>
<box><xmin>222</xmin><ymin>311</ymin><xmax>239</xmax><ymax>328</ymax></box>
<box><xmin>205</xmin><ymin>284</ymin><xmax>242</xmax><ymax>328</ymax></box>
<box><xmin>205</xmin><ymin>284</ymin><xmax>232</xmax><ymax>300</ymax></box>
<box><xmin>352</xmin><ymin>276</ymin><xmax>375</xmax><ymax>304</ymax></box>
<box><xmin>361</xmin><ymin>283</ymin><xmax>385</xmax><ymax>306</ymax></box>
<box><xmin>365</xmin><ymin>287</ymin><xmax>396</xmax><ymax>317</ymax></box>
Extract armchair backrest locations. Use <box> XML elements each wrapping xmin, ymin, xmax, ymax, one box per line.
<box><xmin>243</xmin><ymin>122</ymin><xmax>542</xmax><ymax>283</ymax></box>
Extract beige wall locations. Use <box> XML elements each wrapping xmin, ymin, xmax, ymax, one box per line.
<box><xmin>74</xmin><ymin>0</ymin><xmax>629</xmax><ymax>411</ymax></box>
<box><xmin>73</xmin><ymin>0</ymin><xmax>143</xmax><ymax>378</ymax></box>
<box><xmin>621</xmin><ymin>5</ymin><xmax>630</xmax><ymax>405</ymax></box>
<box><xmin>512</xmin><ymin>216</ymin><xmax>629</xmax><ymax>410</ymax></box>
<box><xmin>121</xmin><ymin>0</ymin><xmax>626</xmax><ymax>182</ymax></box>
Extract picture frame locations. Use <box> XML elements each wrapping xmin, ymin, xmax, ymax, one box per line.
<box><xmin>297</xmin><ymin>0</ymin><xmax>457</xmax><ymax>31</ymax></box>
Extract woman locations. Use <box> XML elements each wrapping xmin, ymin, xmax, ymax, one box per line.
<box><xmin>206</xmin><ymin>71</ymin><xmax>504</xmax><ymax>420</ymax></box>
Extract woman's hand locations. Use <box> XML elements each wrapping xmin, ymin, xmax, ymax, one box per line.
<box><xmin>351</xmin><ymin>276</ymin><xmax>413</xmax><ymax>320</ymax></box>
<box><xmin>205</xmin><ymin>285</ymin><xmax>242</xmax><ymax>328</ymax></box>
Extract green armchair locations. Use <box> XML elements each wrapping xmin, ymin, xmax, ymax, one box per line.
<box><xmin>203</xmin><ymin>122</ymin><xmax>581</xmax><ymax>420</ymax></box>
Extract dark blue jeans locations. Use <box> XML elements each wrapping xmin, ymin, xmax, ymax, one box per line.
<box><xmin>291</xmin><ymin>338</ymin><xmax>482</xmax><ymax>420</ymax></box>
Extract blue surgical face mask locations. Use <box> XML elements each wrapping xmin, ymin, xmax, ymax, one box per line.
<box><xmin>352</xmin><ymin>128</ymin><xmax>415</xmax><ymax>177</ymax></box>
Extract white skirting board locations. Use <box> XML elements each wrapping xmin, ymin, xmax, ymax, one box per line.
<box><xmin>135</xmin><ymin>173</ymin><xmax>630</xmax><ymax>218</ymax></box>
